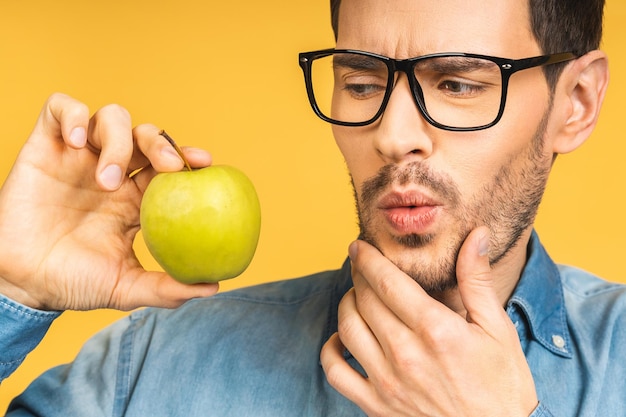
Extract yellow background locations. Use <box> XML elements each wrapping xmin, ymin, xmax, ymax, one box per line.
<box><xmin>1</xmin><ymin>0</ymin><xmax>625</xmax><ymax>410</ymax></box>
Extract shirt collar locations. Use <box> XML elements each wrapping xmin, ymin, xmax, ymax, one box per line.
<box><xmin>325</xmin><ymin>231</ymin><xmax>572</xmax><ymax>359</ymax></box>
<box><xmin>507</xmin><ymin>230</ymin><xmax>572</xmax><ymax>358</ymax></box>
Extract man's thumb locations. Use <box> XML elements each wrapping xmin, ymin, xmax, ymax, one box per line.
<box><xmin>456</xmin><ymin>227</ymin><xmax>502</xmax><ymax>327</ymax></box>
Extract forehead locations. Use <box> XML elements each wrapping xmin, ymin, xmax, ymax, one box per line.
<box><xmin>335</xmin><ymin>0</ymin><xmax>540</xmax><ymax>59</ymax></box>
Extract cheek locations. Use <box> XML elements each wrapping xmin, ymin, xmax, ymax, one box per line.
<box><xmin>333</xmin><ymin>125</ymin><xmax>380</xmax><ymax>182</ymax></box>
<box><xmin>431</xmin><ymin>130</ymin><xmax>535</xmax><ymax>203</ymax></box>
<box><xmin>431</xmin><ymin>140</ymin><xmax>500</xmax><ymax>195</ymax></box>
<box><xmin>332</xmin><ymin>125</ymin><xmax>351</xmax><ymax>162</ymax></box>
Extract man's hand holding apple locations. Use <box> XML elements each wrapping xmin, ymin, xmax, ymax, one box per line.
<box><xmin>0</xmin><ymin>93</ymin><xmax>218</xmax><ymax>312</ymax></box>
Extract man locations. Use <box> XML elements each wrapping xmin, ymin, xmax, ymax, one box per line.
<box><xmin>0</xmin><ymin>0</ymin><xmax>622</xmax><ymax>416</ymax></box>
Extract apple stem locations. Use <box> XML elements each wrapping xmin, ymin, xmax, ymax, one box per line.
<box><xmin>159</xmin><ymin>130</ymin><xmax>193</xmax><ymax>171</ymax></box>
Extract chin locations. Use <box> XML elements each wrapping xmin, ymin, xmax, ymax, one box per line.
<box><xmin>370</xmin><ymin>234</ymin><xmax>461</xmax><ymax>294</ymax></box>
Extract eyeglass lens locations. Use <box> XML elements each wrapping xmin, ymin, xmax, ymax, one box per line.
<box><xmin>309</xmin><ymin>52</ymin><xmax>504</xmax><ymax>129</ymax></box>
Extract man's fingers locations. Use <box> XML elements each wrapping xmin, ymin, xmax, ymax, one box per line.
<box><xmin>86</xmin><ymin>104</ymin><xmax>134</xmax><ymax>191</ymax></box>
<box><xmin>130</xmin><ymin>125</ymin><xmax>213</xmax><ymax>192</ymax></box>
<box><xmin>335</xmin><ymin>288</ymin><xmax>388</xmax><ymax>373</ymax></box>
<box><xmin>33</xmin><ymin>94</ymin><xmax>214</xmax><ymax>193</ymax></box>
<box><xmin>32</xmin><ymin>94</ymin><xmax>134</xmax><ymax>192</ymax></box>
<box><xmin>131</xmin><ymin>125</ymin><xmax>185</xmax><ymax>173</ymax></box>
<box><xmin>35</xmin><ymin>93</ymin><xmax>90</xmax><ymax>148</ymax></box>
<box><xmin>320</xmin><ymin>333</ymin><xmax>377</xmax><ymax>413</ymax></box>
<box><xmin>131</xmin><ymin>125</ymin><xmax>212</xmax><ymax>173</ymax></box>
<box><xmin>349</xmin><ymin>240</ymin><xmax>447</xmax><ymax>330</ymax></box>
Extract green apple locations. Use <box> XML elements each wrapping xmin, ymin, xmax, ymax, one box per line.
<box><xmin>140</xmin><ymin>165</ymin><xmax>261</xmax><ymax>284</ymax></box>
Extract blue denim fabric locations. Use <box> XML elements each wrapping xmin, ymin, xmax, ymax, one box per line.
<box><xmin>0</xmin><ymin>296</ymin><xmax>60</xmax><ymax>382</ymax></box>
<box><xmin>3</xmin><ymin>231</ymin><xmax>626</xmax><ymax>416</ymax></box>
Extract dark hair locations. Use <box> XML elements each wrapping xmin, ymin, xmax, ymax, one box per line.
<box><xmin>329</xmin><ymin>0</ymin><xmax>604</xmax><ymax>88</ymax></box>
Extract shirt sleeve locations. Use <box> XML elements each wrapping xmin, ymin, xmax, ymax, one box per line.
<box><xmin>0</xmin><ymin>293</ymin><xmax>61</xmax><ymax>382</ymax></box>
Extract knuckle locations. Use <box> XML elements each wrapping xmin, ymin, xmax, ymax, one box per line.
<box><xmin>46</xmin><ymin>92</ymin><xmax>68</xmax><ymax>105</ymax></box>
<box><xmin>374</xmin><ymin>273</ymin><xmax>393</xmax><ymax>298</ymax></box>
<box><xmin>355</xmin><ymin>284</ymin><xmax>377</xmax><ymax>307</ymax></box>
<box><xmin>368</xmin><ymin>267</ymin><xmax>397</xmax><ymax>301</ymax></box>
<box><xmin>336</xmin><ymin>312</ymin><xmax>360</xmax><ymax>342</ymax></box>
<box><xmin>133</xmin><ymin>124</ymin><xmax>162</xmax><ymax>147</ymax></box>
<box><xmin>46</xmin><ymin>92</ymin><xmax>89</xmax><ymax>121</ymax></box>
<box><xmin>98</xmin><ymin>103</ymin><xmax>131</xmax><ymax>122</ymax></box>
<box><xmin>420</xmin><ymin>320</ymin><xmax>458</xmax><ymax>354</ymax></box>
<box><xmin>388</xmin><ymin>334</ymin><xmax>421</xmax><ymax>370</ymax></box>
<box><xmin>375</xmin><ymin>372</ymin><xmax>401</xmax><ymax>398</ymax></box>
<box><xmin>371</xmin><ymin>375</ymin><xmax>408</xmax><ymax>416</ymax></box>
<box><xmin>323</xmin><ymin>361</ymin><xmax>343</xmax><ymax>389</ymax></box>
<box><xmin>133</xmin><ymin>123</ymin><xmax>157</xmax><ymax>135</ymax></box>
<box><xmin>67</xmin><ymin>102</ymin><xmax>90</xmax><ymax>121</ymax></box>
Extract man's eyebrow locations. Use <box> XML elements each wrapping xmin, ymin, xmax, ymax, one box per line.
<box><xmin>333</xmin><ymin>54</ymin><xmax>386</xmax><ymax>70</ymax></box>
<box><xmin>414</xmin><ymin>57</ymin><xmax>496</xmax><ymax>73</ymax></box>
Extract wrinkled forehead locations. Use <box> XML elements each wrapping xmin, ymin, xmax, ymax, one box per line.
<box><xmin>335</xmin><ymin>0</ymin><xmax>539</xmax><ymax>59</ymax></box>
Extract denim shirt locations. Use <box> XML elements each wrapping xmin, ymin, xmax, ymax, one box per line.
<box><xmin>2</xmin><ymin>232</ymin><xmax>626</xmax><ymax>416</ymax></box>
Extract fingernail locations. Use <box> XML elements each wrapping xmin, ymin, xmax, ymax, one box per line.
<box><xmin>348</xmin><ymin>241</ymin><xmax>358</xmax><ymax>260</ymax></box>
<box><xmin>99</xmin><ymin>164</ymin><xmax>123</xmax><ymax>190</ymax></box>
<box><xmin>69</xmin><ymin>127</ymin><xmax>87</xmax><ymax>148</ymax></box>
<box><xmin>478</xmin><ymin>232</ymin><xmax>489</xmax><ymax>257</ymax></box>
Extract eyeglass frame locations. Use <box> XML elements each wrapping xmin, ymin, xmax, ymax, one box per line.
<box><xmin>298</xmin><ymin>48</ymin><xmax>578</xmax><ymax>132</ymax></box>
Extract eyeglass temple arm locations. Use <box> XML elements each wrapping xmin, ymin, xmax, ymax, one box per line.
<box><xmin>509</xmin><ymin>52</ymin><xmax>578</xmax><ymax>72</ymax></box>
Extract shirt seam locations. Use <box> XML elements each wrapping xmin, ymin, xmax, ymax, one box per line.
<box><xmin>0</xmin><ymin>298</ymin><xmax>61</xmax><ymax>321</ymax></box>
<box><xmin>563</xmin><ymin>281</ymin><xmax>625</xmax><ymax>298</ymax></box>
<box><xmin>211</xmin><ymin>287</ymin><xmax>334</xmax><ymax>307</ymax></box>
<box><xmin>0</xmin><ymin>357</ymin><xmax>25</xmax><ymax>367</ymax></box>
<box><xmin>112</xmin><ymin>315</ymin><xmax>137</xmax><ymax>417</ymax></box>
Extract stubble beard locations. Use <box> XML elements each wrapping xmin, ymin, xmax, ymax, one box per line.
<box><xmin>353</xmin><ymin>114</ymin><xmax>552</xmax><ymax>293</ymax></box>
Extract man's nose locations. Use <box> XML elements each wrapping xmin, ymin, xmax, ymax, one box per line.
<box><xmin>372</xmin><ymin>74</ymin><xmax>434</xmax><ymax>164</ymax></box>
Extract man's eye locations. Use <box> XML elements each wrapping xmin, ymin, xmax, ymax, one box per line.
<box><xmin>343</xmin><ymin>82</ymin><xmax>386</xmax><ymax>99</ymax></box>
<box><xmin>438</xmin><ymin>79</ymin><xmax>485</xmax><ymax>96</ymax></box>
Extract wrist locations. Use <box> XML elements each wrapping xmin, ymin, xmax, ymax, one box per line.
<box><xmin>0</xmin><ymin>278</ymin><xmax>48</xmax><ymax>311</ymax></box>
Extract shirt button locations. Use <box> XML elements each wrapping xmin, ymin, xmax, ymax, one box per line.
<box><xmin>552</xmin><ymin>335</ymin><xmax>566</xmax><ymax>349</ymax></box>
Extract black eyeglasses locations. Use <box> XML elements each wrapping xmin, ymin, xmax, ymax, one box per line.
<box><xmin>298</xmin><ymin>49</ymin><xmax>577</xmax><ymax>131</ymax></box>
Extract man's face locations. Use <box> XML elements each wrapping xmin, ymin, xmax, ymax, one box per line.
<box><xmin>334</xmin><ymin>0</ymin><xmax>556</xmax><ymax>292</ymax></box>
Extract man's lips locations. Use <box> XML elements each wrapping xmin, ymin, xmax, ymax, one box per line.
<box><xmin>377</xmin><ymin>191</ymin><xmax>442</xmax><ymax>234</ymax></box>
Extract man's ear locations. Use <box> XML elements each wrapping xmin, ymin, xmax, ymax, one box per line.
<box><xmin>550</xmin><ymin>50</ymin><xmax>609</xmax><ymax>154</ymax></box>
